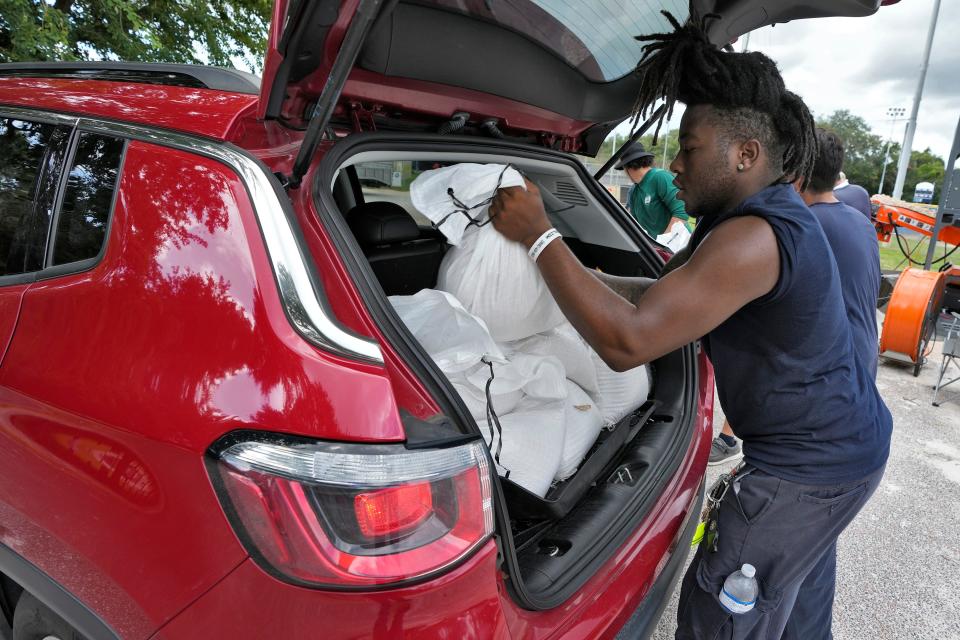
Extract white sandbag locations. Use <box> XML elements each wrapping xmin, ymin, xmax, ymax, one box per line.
<box><xmin>591</xmin><ymin>350</ymin><xmax>651</xmax><ymax>427</ymax></box>
<box><xmin>409</xmin><ymin>163</ymin><xmax>525</xmax><ymax>246</ymax></box>
<box><xmin>389</xmin><ymin>289</ymin><xmax>504</xmax><ymax>374</ymax></box>
<box><xmin>438</xmin><ymin>224</ymin><xmax>566</xmax><ymax>341</ymax></box>
<box><xmin>478</xmin><ymin>398</ymin><xmax>566</xmax><ymax>498</ymax></box>
<box><xmin>451</xmin><ymin>352</ymin><xmax>566</xmax><ymax>422</ymax></box>
<box><xmin>409</xmin><ymin>162</ymin><xmax>566</xmax><ymax>342</ymax></box>
<box><xmin>556</xmin><ymin>381</ymin><xmax>604</xmax><ymax>481</ymax></box>
<box><xmin>450</xmin><ymin>369</ymin><xmax>523</xmax><ymax>422</ymax></box>
<box><xmin>506</xmin><ymin>322</ymin><xmax>599</xmax><ymax>398</ymax></box>
<box><xmin>465</xmin><ymin>352</ymin><xmax>567</xmax><ymax>403</ymax></box>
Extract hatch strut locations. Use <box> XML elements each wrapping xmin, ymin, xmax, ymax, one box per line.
<box><xmin>286</xmin><ymin>0</ymin><xmax>387</xmax><ymax>189</ymax></box>
<box><xmin>593</xmin><ymin>104</ymin><xmax>666</xmax><ymax>181</ymax></box>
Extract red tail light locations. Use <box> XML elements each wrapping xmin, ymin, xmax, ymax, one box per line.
<box><xmin>355</xmin><ymin>482</ymin><xmax>433</xmax><ymax>539</ymax></box>
<box><xmin>207</xmin><ymin>434</ymin><xmax>494</xmax><ymax>588</ymax></box>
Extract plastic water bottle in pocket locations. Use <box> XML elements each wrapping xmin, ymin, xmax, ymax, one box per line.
<box><xmin>719</xmin><ymin>564</ymin><xmax>758</xmax><ymax>614</ymax></box>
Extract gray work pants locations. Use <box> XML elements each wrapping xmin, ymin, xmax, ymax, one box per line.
<box><xmin>675</xmin><ymin>463</ymin><xmax>885</xmax><ymax>639</ymax></box>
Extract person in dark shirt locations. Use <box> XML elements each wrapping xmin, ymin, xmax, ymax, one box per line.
<box><xmin>711</xmin><ymin>134</ymin><xmax>884</xmax><ymax>469</ymax></box>
<box><xmin>616</xmin><ymin>142</ymin><xmax>689</xmax><ymax>237</ymax></box>
<box><xmin>752</xmin><ymin>127</ymin><xmax>883</xmax><ymax>640</ymax></box>
<box><xmin>801</xmin><ymin>129</ymin><xmax>881</xmax><ymax>378</ymax></box>
<box><xmin>834</xmin><ymin>171</ymin><xmax>873</xmax><ymax>219</ymax></box>
<box><xmin>489</xmin><ymin>12</ymin><xmax>890</xmax><ymax>639</ymax></box>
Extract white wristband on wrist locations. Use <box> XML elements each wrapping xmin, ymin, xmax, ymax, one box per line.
<box><xmin>527</xmin><ymin>228</ymin><xmax>562</xmax><ymax>262</ymax></box>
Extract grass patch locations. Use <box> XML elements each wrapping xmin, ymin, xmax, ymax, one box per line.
<box><xmin>879</xmin><ymin>237</ymin><xmax>955</xmax><ymax>272</ymax></box>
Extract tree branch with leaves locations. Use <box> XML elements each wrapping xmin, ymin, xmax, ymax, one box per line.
<box><xmin>0</xmin><ymin>0</ymin><xmax>271</xmax><ymax>72</ymax></box>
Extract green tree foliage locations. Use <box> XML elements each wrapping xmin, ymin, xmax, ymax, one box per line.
<box><xmin>597</xmin><ymin>129</ymin><xmax>680</xmax><ymax>171</ymax></box>
<box><xmin>886</xmin><ymin>146</ymin><xmax>946</xmax><ymax>203</ymax></box>
<box><xmin>816</xmin><ymin>109</ymin><xmax>945</xmax><ymax>203</ymax></box>
<box><xmin>817</xmin><ymin>110</ymin><xmax>886</xmax><ymax>194</ymax></box>
<box><xmin>0</xmin><ymin>0</ymin><xmax>272</xmax><ymax>72</ymax></box>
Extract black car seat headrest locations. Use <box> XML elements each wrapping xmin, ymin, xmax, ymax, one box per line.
<box><xmin>348</xmin><ymin>201</ymin><xmax>421</xmax><ymax>247</ymax></box>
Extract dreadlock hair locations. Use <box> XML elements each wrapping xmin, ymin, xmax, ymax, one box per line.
<box><xmin>629</xmin><ymin>9</ymin><xmax>818</xmax><ymax>188</ymax></box>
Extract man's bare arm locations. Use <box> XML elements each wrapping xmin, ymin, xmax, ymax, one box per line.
<box><xmin>591</xmin><ymin>238</ymin><xmax>692</xmax><ymax>304</ymax></box>
<box><xmin>593</xmin><ymin>272</ymin><xmax>656</xmax><ymax>306</ymax></box>
<box><xmin>490</xmin><ymin>180</ymin><xmax>779</xmax><ymax>371</ymax></box>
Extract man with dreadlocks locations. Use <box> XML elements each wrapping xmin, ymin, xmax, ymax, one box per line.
<box><xmin>489</xmin><ymin>10</ymin><xmax>891</xmax><ymax>640</ymax></box>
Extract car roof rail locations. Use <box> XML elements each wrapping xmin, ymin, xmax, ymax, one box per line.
<box><xmin>0</xmin><ymin>61</ymin><xmax>260</xmax><ymax>95</ymax></box>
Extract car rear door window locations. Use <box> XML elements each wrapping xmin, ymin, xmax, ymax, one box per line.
<box><xmin>419</xmin><ymin>0</ymin><xmax>689</xmax><ymax>81</ymax></box>
<box><xmin>0</xmin><ymin>117</ymin><xmax>59</xmax><ymax>276</ymax></box>
<box><xmin>52</xmin><ymin>132</ymin><xmax>125</xmax><ymax>266</ymax></box>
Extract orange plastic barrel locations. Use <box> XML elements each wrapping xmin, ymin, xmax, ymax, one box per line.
<box><xmin>879</xmin><ymin>267</ymin><xmax>947</xmax><ymax>364</ymax></box>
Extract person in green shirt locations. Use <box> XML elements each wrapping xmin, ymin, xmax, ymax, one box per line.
<box><xmin>615</xmin><ymin>143</ymin><xmax>688</xmax><ymax>237</ymax></box>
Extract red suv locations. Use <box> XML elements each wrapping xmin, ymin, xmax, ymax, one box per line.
<box><xmin>0</xmin><ymin>2</ymin><xmax>882</xmax><ymax>638</ymax></box>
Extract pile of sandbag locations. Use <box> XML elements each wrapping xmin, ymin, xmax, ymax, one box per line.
<box><xmin>388</xmin><ymin>164</ymin><xmax>651</xmax><ymax>498</ymax></box>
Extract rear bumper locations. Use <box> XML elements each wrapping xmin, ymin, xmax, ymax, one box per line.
<box><xmin>614</xmin><ymin>481</ymin><xmax>703</xmax><ymax>640</ymax></box>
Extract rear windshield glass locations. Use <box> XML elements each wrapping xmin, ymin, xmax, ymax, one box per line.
<box><xmin>420</xmin><ymin>0</ymin><xmax>689</xmax><ymax>82</ymax></box>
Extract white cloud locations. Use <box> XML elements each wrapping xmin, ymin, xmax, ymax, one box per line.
<box><xmin>613</xmin><ymin>1</ymin><xmax>959</xmax><ymax>164</ymax></box>
<box><xmin>748</xmin><ymin>0</ymin><xmax>959</xmax><ymax>161</ymax></box>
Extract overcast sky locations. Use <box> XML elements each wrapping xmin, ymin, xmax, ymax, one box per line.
<box><xmin>618</xmin><ymin>0</ymin><xmax>959</xmax><ymax>164</ymax></box>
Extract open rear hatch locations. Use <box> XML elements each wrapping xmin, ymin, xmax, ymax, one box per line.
<box><xmin>261</xmin><ymin>0</ymin><xmax>885</xmax><ymax>168</ymax></box>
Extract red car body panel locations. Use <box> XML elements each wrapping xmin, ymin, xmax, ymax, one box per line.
<box><xmin>286</xmin><ymin>176</ymin><xmax>444</xmax><ymax>418</ymax></box>
<box><xmin>0</xmin><ymin>78</ymin><xmax>257</xmax><ymax>140</ymax></box>
<box><xmin>0</xmin><ymin>286</ymin><xmax>27</xmax><ymax>363</ymax></box>
<box><xmin>2</xmin><ymin>141</ymin><xmax>404</xmax><ymax>447</ymax></box>
<box><xmin>0</xmin><ymin>139</ymin><xmax>415</xmax><ymax>636</ymax></box>
<box><xmin>151</xmin><ymin>545</ymin><xmax>511</xmax><ymax>639</ymax></box>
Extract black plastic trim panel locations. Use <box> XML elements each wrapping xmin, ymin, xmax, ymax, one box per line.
<box><xmin>0</xmin><ymin>62</ymin><xmax>260</xmax><ymax>94</ymax></box>
<box><xmin>0</xmin><ymin>544</ymin><xmax>120</xmax><ymax>640</ymax></box>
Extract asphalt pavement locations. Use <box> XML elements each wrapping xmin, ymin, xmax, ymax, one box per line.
<box><xmin>650</xmin><ymin>311</ymin><xmax>960</xmax><ymax>639</ymax></box>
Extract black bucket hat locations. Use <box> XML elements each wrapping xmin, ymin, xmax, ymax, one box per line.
<box><xmin>614</xmin><ymin>143</ymin><xmax>656</xmax><ymax>170</ymax></box>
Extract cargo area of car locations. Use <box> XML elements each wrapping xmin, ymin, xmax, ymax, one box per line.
<box><xmin>313</xmin><ymin>133</ymin><xmax>698</xmax><ymax>609</ymax></box>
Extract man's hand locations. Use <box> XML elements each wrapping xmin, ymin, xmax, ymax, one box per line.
<box><xmin>489</xmin><ymin>178</ymin><xmax>553</xmax><ymax>248</ymax></box>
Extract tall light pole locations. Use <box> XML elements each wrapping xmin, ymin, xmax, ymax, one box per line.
<box><xmin>879</xmin><ymin>106</ymin><xmax>907</xmax><ymax>195</ymax></box>
<box><xmin>892</xmin><ymin>0</ymin><xmax>942</xmax><ymax>200</ymax></box>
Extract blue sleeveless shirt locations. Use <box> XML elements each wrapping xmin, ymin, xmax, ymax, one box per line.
<box><xmin>690</xmin><ymin>184</ymin><xmax>891</xmax><ymax>484</ymax></box>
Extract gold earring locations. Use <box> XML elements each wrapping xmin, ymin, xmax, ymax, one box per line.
<box><xmin>737</xmin><ymin>163</ymin><xmax>745</xmax><ymax>171</ymax></box>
